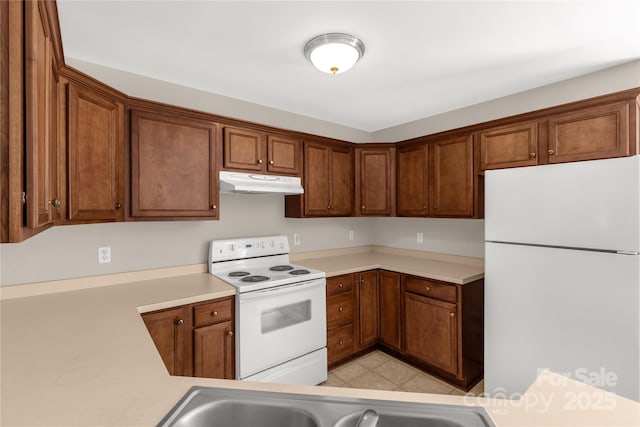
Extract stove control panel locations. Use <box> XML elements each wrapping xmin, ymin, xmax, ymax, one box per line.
<box><xmin>209</xmin><ymin>235</ymin><xmax>290</xmax><ymax>263</ymax></box>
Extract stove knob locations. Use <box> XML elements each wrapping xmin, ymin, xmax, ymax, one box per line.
<box><xmin>270</xmin><ymin>241</ymin><xmax>275</xmax><ymax>247</ymax></box>
<box><xmin>229</xmin><ymin>244</ymin><xmax>235</xmax><ymax>251</ymax></box>
<box><xmin>260</xmin><ymin>242</ymin><xmax>265</xmax><ymax>249</ymax></box>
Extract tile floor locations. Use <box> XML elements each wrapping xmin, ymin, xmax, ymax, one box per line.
<box><xmin>320</xmin><ymin>350</ymin><xmax>484</xmax><ymax>396</ymax></box>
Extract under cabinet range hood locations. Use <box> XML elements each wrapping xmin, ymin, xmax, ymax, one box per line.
<box><xmin>219</xmin><ymin>171</ymin><xmax>304</xmax><ymax>195</ymax></box>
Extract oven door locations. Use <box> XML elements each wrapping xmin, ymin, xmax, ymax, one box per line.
<box><xmin>237</xmin><ymin>278</ymin><xmax>326</xmax><ymax>379</ymax></box>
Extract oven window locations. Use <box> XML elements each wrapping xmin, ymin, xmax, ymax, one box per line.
<box><xmin>261</xmin><ymin>300</ymin><xmax>311</xmax><ymax>334</ymax></box>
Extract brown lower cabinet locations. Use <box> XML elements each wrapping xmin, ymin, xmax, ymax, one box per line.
<box><xmin>141</xmin><ymin>296</ymin><xmax>235</xmax><ymax>379</ymax></box>
<box><xmin>326</xmin><ymin>270</ymin><xmax>483</xmax><ymax>389</ymax></box>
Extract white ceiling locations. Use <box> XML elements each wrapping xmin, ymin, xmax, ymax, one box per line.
<box><xmin>56</xmin><ymin>1</ymin><xmax>640</xmax><ymax>132</ymax></box>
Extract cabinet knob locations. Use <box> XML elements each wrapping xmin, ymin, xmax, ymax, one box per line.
<box><xmin>269</xmin><ymin>160</ymin><xmax>274</xmax><ymax>165</ymax></box>
<box><xmin>49</xmin><ymin>198</ymin><xmax>61</xmax><ymax>208</ymax></box>
<box><xmin>176</xmin><ymin>319</ymin><xmax>184</xmax><ymax>326</ymax></box>
<box><xmin>338</xmin><ymin>340</ymin><xmax>344</xmax><ymax>346</ymax></box>
<box><xmin>449</xmin><ymin>312</ymin><xmax>455</xmax><ymax>318</ymax></box>
<box><xmin>327</xmin><ymin>205</ymin><xmax>331</xmax><ymax>210</ymax></box>
<box><xmin>434</xmin><ymin>205</ymin><xmax>438</xmax><ymax>210</ymax></box>
<box><xmin>211</xmin><ymin>205</ymin><xmax>217</xmax><ymax>210</ymax></box>
<box><xmin>361</xmin><ymin>279</ymin><xmax>364</xmax><ymax>284</ymax></box>
<box><xmin>548</xmin><ymin>149</ymin><xmax>554</xmax><ymax>155</ymax></box>
<box><xmin>425</xmin><ymin>286</ymin><xmax>431</xmax><ymax>292</ymax></box>
<box><xmin>226</xmin><ymin>330</ymin><xmax>234</xmax><ymax>337</ymax></box>
<box><xmin>257</xmin><ymin>159</ymin><xmax>263</xmax><ymax>164</ymax></box>
<box><xmin>115</xmin><ymin>203</ymin><xmax>121</xmax><ymax>209</ymax></box>
<box><xmin>211</xmin><ymin>311</ymin><xmax>218</xmax><ymax>317</ymax></box>
<box><xmin>338</xmin><ymin>307</ymin><xmax>344</xmax><ymax>312</ymax></box>
<box><xmin>529</xmin><ymin>152</ymin><xmax>536</xmax><ymax>158</ymax></box>
<box><xmin>338</xmin><ymin>283</ymin><xmax>344</xmax><ymax>288</ymax></box>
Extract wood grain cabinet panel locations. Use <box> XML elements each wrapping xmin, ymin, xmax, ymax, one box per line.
<box><xmin>479</xmin><ymin>121</ymin><xmax>538</xmax><ymax>170</ymax></box>
<box><xmin>378</xmin><ymin>271</ymin><xmax>401</xmax><ymax>351</ymax></box>
<box><xmin>327</xmin><ymin>324</ymin><xmax>354</xmax><ymax>365</ymax></box>
<box><xmin>303</xmin><ymin>141</ymin><xmax>331</xmax><ymax>216</ymax></box>
<box><xmin>141</xmin><ymin>306</ymin><xmax>191</xmax><ymax>377</ymax></box>
<box><xmin>355</xmin><ymin>147</ymin><xmax>396</xmax><ymax>216</ymax></box>
<box><xmin>330</xmin><ymin>145</ymin><xmax>354</xmax><ymax>216</ymax></box>
<box><xmin>404</xmin><ymin>292</ymin><xmax>458</xmax><ymax>375</ymax></box>
<box><xmin>222</xmin><ymin>126</ymin><xmax>264</xmax><ymax>171</ymax></box>
<box><xmin>429</xmin><ymin>134</ymin><xmax>474</xmax><ymax>217</ymax></box>
<box><xmin>357</xmin><ymin>270</ymin><xmax>379</xmax><ymax>349</ymax></box>
<box><xmin>396</xmin><ymin>144</ymin><xmax>429</xmax><ymax>217</ymax></box>
<box><xmin>67</xmin><ymin>83</ymin><xmax>124</xmax><ymax>222</ymax></box>
<box><xmin>327</xmin><ymin>292</ymin><xmax>354</xmax><ymax>330</ymax></box>
<box><xmin>130</xmin><ymin>110</ymin><xmax>218</xmax><ymax>219</ymax></box>
<box><xmin>267</xmin><ymin>134</ymin><xmax>301</xmax><ymax>175</ymax></box>
<box><xmin>193</xmin><ymin>321</ymin><xmax>234</xmax><ymax>379</ymax></box>
<box><xmin>547</xmin><ymin>101</ymin><xmax>630</xmax><ymax>163</ymax></box>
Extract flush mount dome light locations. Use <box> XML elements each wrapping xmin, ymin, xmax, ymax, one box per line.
<box><xmin>304</xmin><ymin>33</ymin><xmax>365</xmax><ymax>74</ymax></box>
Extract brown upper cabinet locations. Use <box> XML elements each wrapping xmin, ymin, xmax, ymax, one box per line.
<box><xmin>222</xmin><ymin>126</ymin><xmax>301</xmax><ymax>176</ymax></box>
<box><xmin>286</xmin><ymin>140</ymin><xmax>353</xmax><ymax>217</ymax></box>
<box><xmin>355</xmin><ymin>146</ymin><xmax>396</xmax><ymax>216</ymax></box>
<box><xmin>478</xmin><ymin>121</ymin><xmax>539</xmax><ymax>170</ymax></box>
<box><xmin>65</xmin><ymin>81</ymin><xmax>125</xmax><ymax>222</ymax></box>
<box><xmin>397</xmin><ymin>144</ymin><xmax>429</xmax><ymax>217</ymax></box>
<box><xmin>130</xmin><ymin>108</ymin><xmax>218</xmax><ymax>219</ymax></box>
<box><xmin>547</xmin><ymin>101</ymin><xmax>630</xmax><ymax>164</ymax></box>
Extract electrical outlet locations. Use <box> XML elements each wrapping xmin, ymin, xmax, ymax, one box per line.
<box><xmin>417</xmin><ymin>233</ymin><xmax>423</xmax><ymax>243</ymax></box>
<box><xmin>293</xmin><ymin>233</ymin><xmax>301</xmax><ymax>246</ymax></box>
<box><xmin>98</xmin><ymin>247</ymin><xmax>111</xmax><ymax>264</ymax></box>
<box><xmin>348</xmin><ymin>230</ymin><xmax>354</xmax><ymax>241</ymax></box>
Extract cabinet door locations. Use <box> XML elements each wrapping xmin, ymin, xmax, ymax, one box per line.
<box><xmin>356</xmin><ymin>148</ymin><xmax>395</xmax><ymax>216</ymax></box>
<box><xmin>223</xmin><ymin>126</ymin><xmax>264</xmax><ymax>171</ymax></box>
<box><xmin>358</xmin><ymin>271</ymin><xmax>379</xmax><ymax>349</ymax></box>
<box><xmin>142</xmin><ymin>306</ymin><xmax>191</xmax><ymax>376</ymax></box>
<box><xmin>24</xmin><ymin>1</ymin><xmax>58</xmax><ymax>229</ymax></box>
<box><xmin>397</xmin><ymin>144</ymin><xmax>428</xmax><ymax>216</ymax></box>
<box><xmin>193</xmin><ymin>321</ymin><xmax>234</xmax><ymax>379</ymax></box>
<box><xmin>67</xmin><ymin>83</ymin><xmax>124</xmax><ymax>221</ymax></box>
<box><xmin>547</xmin><ymin>101</ymin><xmax>630</xmax><ymax>164</ymax></box>
<box><xmin>404</xmin><ymin>292</ymin><xmax>458</xmax><ymax>375</ymax></box>
<box><xmin>429</xmin><ymin>134</ymin><xmax>474</xmax><ymax>217</ymax></box>
<box><xmin>379</xmin><ymin>271</ymin><xmax>401</xmax><ymax>351</ymax></box>
<box><xmin>329</xmin><ymin>145</ymin><xmax>354</xmax><ymax>216</ymax></box>
<box><xmin>267</xmin><ymin>135</ymin><xmax>301</xmax><ymax>175</ymax></box>
<box><xmin>130</xmin><ymin>110</ymin><xmax>218</xmax><ymax>218</ymax></box>
<box><xmin>479</xmin><ymin>121</ymin><xmax>538</xmax><ymax>170</ymax></box>
<box><xmin>304</xmin><ymin>141</ymin><xmax>331</xmax><ymax>216</ymax></box>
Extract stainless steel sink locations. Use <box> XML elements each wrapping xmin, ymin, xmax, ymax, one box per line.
<box><xmin>158</xmin><ymin>387</ymin><xmax>495</xmax><ymax>427</ymax></box>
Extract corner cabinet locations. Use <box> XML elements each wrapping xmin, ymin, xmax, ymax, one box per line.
<box><xmin>130</xmin><ymin>108</ymin><xmax>218</xmax><ymax>219</ymax></box>
<box><xmin>478</xmin><ymin>121</ymin><xmax>539</xmax><ymax>170</ymax></box>
<box><xmin>354</xmin><ymin>146</ymin><xmax>396</xmax><ymax>216</ymax></box>
<box><xmin>141</xmin><ymin>296</ymin><xmax>235</xmax><ymax>380</ymax></box>
<box><xmin>286</xmin><ymin>140</ymin><xmax>353</xmax><ymax>217</ymax></box>
<box><xmin>397</xmin><ymin>144</ymin><xmax>429</xmax><ymax>216</ymax></box>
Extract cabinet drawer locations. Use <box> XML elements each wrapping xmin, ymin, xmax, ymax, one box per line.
<box><xmin>327</xmin><ymin>293</ymin><xmax>354</xmax><ymax>329</ymax></box>
<box><xmin>193</xmin><ymin>298</ymin><xmax>233</xmax><ymax>328</ymax></box>
<box><xmin>328</xmin><ymin>324</ymin><xmax>354</xmax><ymax>365</ymax></box>
<box><xmin>326</xmin><ymin>274</ymin><xmax>353</xmax><ymax>297</ymax></box>
<box><xmin>405</xmin><ymin>276</ymin><xmax>457</xmax><ymax>303</ymax></box>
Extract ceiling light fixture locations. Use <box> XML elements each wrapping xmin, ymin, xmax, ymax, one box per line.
<box><xmin>304</xmin><ymin>33</ymin><xmax>365</xmax><ymax>75</ymax></box>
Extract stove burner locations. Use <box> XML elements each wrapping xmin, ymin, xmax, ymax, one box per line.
<box><xmin>229</xmin><ymin>271</ymin><xmax>250</xmax><ymax>277</ymax></box>
<box><xmin>240</xmin><ymin>275</ymin><xmax>270</xmax><ymax>283</ymax></box>
<box><xmin>289</xmin><ymin>269</ymin><xmax>310</xmax><ymax>275</ymax></box>
<box><xmin>270</xmin><ymin>265</ymin><xmax>294</xmax><ymax>272</ymax></box>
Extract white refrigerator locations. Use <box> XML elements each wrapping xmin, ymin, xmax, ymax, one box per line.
<box><xmin>484</xmin><ymin>155</ymin><xmax>640</xmax><ymax>402</ymax></box>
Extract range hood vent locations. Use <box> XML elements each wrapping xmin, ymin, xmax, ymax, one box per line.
<box><xmin>219</xmin><ymin>171</ymin><xmax>304</xmax><ymax>195</ymax></box>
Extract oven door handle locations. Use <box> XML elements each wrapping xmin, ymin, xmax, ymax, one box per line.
<box><xmin>238</xmin><ymin>278</ymin><xmax>325</xmax><ymax>302</ymax></box>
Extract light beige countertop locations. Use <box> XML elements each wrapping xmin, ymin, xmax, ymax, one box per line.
<box><xmin>2</xmin><ymin>248</ymin><xmax>639</xmax><ymax>426</ymax></box>
<box><xmin>292</xmin><ymin>246</ymin><xmax>485</xmax><ymax>284</ymax></box>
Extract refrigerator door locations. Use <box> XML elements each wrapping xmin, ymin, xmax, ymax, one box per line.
<box><xmin>485</xmin><ymin>156</ymin><xmax>640</xmax><ymax>253</ymax></box>
<box><xmin>484</xmin><ymin>242</ymin><xmax>640</xmax><ymax>401</ymax></box>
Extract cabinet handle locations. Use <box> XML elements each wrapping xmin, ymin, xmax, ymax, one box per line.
<box><xmin>211</xmin><ymin>205</ymin><xmax>217</xmax><ymax>210</ymax></box>
<box><xmin>49</xmin><ymin>199</ymin><xmax>61</xmax><ymax>208</ymax></box>
<box><xmin>425</xmin><ymin>286</ymin><xmax>431</xmax><ymax>292</ymax></box>
<box><xmin>115</xmin><ymin>203</ymin><xmax>121</xmax><ymax>209</ymax></box>
<box><xmin>449</xmin><ymin>312</ymin><xmax>455</xmax><ymax>318</ymax></box>
<box><xmin>434</xmin><ymin>205</ymin><xmax>438</xmax><ymax>210</ymax></box>
<box><xmin>176</xmin><ymin>319</ymin><xmax>184</xmax><ymax>326</ymax></box>
<box><xmin>269</xmin><ymin>160</ymin><xmax>274</xmax><ymax>165</ymax></box>
<box><xmin>338</xmin><ymin>340</ymin><xmax>344</xmax><ymax>346</ymax></box>
<box><xmin>361</xmin><ymin>279</ymin><xmax>364</xmax><ymax>284</ymax></box>
<box><xmin>529</xmin><ymin>152</ymin><xmax>536</xmax><ymax>158</ymax></box>
<box><xmin>211</xmin><ymin>311</ymin><xmax>218</xmax><ymax>317</ymax></box>
<box><xmin>338</xmin><ymin>307</ymin><xmax>344</xmax><ymax>312</ymax></box>
<box><xmin>226</xmin><ymin>330</ymin><xmax>234</xmax><ymax>337</ymax></box>
<box><xmin>548</xmin><ymin>149</ymin><xmax>554</xmax><ymax>155</ymax></box>
<box><xmin>361</xmin><ymin>205</ymin><xmax>366</xmax><ymax>210</ymax></box>
<box><xmin>257</xmin><ymin>159</ymin><xmax>263</xmax><ymax>164</ymax></box>
<box><xmin>338</xmin><ymin>283</ymin><xmax>344</xmax><ymax>288</ymax></box>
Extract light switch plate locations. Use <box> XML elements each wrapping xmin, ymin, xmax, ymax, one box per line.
<box><xmin>417</xmin><ymin>233</ymin><xmax>423</xmax><ymax>243</ymax></box>
<box><xmin>293</xmin><ymin>233</ymin><xmax>301</xmax><ymax>246</ymax></box>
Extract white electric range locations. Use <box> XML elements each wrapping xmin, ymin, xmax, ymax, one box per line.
<box><xmin>209</xmin><ymin>235</ymin><xmax>327</xmax><ymax>385</ymax></box>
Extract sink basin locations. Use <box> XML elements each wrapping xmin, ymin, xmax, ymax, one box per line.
<box><xmin>158</xmin><ymin>386</ymin><xmax>495</xmax><ymax>427</ymax></box>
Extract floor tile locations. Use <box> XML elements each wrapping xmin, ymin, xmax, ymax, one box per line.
<box><xmin>397</xmin><ymin>373</ymin><xmax>455</xmax><ymax>395</ymax></box>
<box><xmin>331</xmin><ymin>361</ymin><xmax>369</xmax><ymax>382</ymax></box>
<box><xmin>468</xmin><ymin>379</ymin><xmax>484</xmax><ymax>396</ymax></box>
<box><xmin>321</xmin><ymin>372</ymin><xmax>347</xmax><ymax>387</ymax></box>
<box><xmin>356</xmin><ymin>351</ymin><xmax>390</xmax><ymax>370</ymax></box>
<box><xmin>372</xmin><ymin>358</ymin><xmax>418</xmax><ymax>386</ymax></box>
<box><xmin>347</xmin><ymin>372</ymin><xmax>397</xmax><ymax>391</ymax></box>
